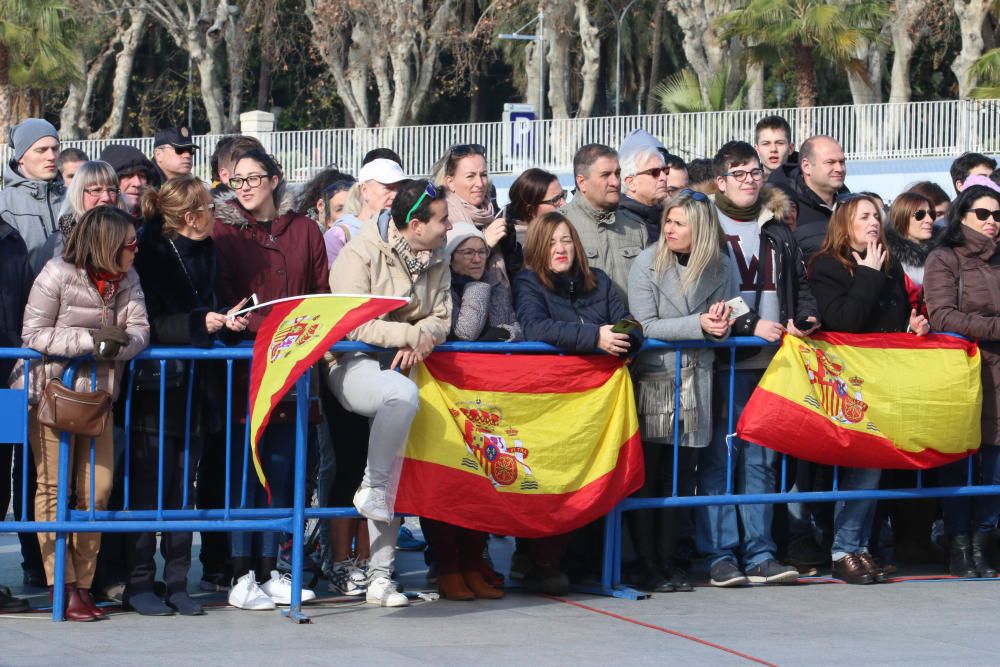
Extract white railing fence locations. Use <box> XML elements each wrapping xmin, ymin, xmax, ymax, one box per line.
<box><xmin>2</xmin><ymin>100</ymin><xmax>998</xmax><ymax>184</ymax></box>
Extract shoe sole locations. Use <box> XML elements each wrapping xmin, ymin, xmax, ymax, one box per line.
<box><xmin>710</xmin><ymin>576</ymin><xmax>749</xmax><ymax>587</ymax></box>
<box><xmin>229</xmin><ymin>601</ymin><xmax>276</xmax><ymax>610</ymax></box>
<box><xmin>366</xmin><ymin>597</ymin><xmax>409</xmax><ymax>607</ymax></box>
<box><xmin>746</xmin><ymin>570</ymin><xmax>800</xmax><ymax>584</ymax></box>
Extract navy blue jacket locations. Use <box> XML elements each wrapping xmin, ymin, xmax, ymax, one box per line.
<box><xmin>0</xmin><ymin>221</ymin><xmax>32</xmax><ymax>386</ymax></box>
<box><xmin>514</xmin><ymin>267</ymin><xmax>633</xmax><ymax>352</ymax></box>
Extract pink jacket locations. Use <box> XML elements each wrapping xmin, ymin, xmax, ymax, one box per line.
<box><xmin>9</xmin><ymin>258</ymin><xmax>150</xmax><ymax>403</ymax></box>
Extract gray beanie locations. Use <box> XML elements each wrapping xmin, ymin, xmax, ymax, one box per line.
<box><xmin>618</xmin><ymin>129</ymin><xmax>665</xmax><ymax>161</ymax></box>
<box><xmin>445</xmin><ymin>222</ymin><xmax>488</xmax><ymax>261</ymax></box>
<box><xmin>8</xmin><ymin>118</ymin><xmax>59</xmax><ymax>161</ymax></box>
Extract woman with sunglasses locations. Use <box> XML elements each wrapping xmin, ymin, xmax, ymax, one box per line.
<box><xmin>885</xmin><ymin>192</ymin><xmax>941</xmax><ymax>314</ymax></box>
<box><xmin>501</xmin><ymin>168</ymin><xmax>565</xmax><ymax>247</ymax></box>
<box><xmin>924</xmin><ymin>184</ymin><xmax>1000</xmax><ymax>579</ymax></box>
<box><xmin>213</xmin><ymin>149</ymin><xmax>327</xmax><ymax>610</ymax></box>
<box><xmin>35</xmin><ymin>160</ymin><xmax>129</xmax><ymax>275</ymax></box>
<box><xmin>12</xmin><ymin>206</ymin><xmax>149</xmax><ymax>620</ymax></box>
<box><xmin>808</xmin><ymin>193</ymin><xmax>929</xmax><ymax>585</ymax></box>
<box><xmin>433</xmin><ymin>144</ymin><xmax>523</xmax><ymax>283</ymax></box>
<box><xmin>118</xmin><ymin>177</ymin><xmax>248</xmax><ymax>616</ymax></box>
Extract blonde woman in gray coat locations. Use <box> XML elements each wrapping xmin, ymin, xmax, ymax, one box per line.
<box><xmin>625</xmin><ymin>189</ymin><xmax>733</xmax><ymax>593</ymax></box>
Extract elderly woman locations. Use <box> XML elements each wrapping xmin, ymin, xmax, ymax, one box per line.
<box><xmin>924</xmin><ymin>184</ymin><xmax>1000</xmax><ymax>580</ymax></box>
<box><xmin>625</xmin><ymin>190</ymin><xmax>732</xmax><ymax>593</ymax></box>
<box><xmin>34</xmin><ymin>160</ymin><xmax>127</xmax><ymax>274</ymax></box>
<box><xmin>434</xmin><ymin>144</ymin><xmax>522</xmax><ymax>282</ymax></box>
<box><xmin>12</xmin><ymin>206</ymin><xmax>149</xmax><ymax>621</ymax></box>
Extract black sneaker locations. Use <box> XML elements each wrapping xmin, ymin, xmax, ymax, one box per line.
<box><xmin>709</xmin><ymin>560</ymin><xmax>749</xmax><ymax>587</ymax></box>
<box><xmin>0</xmin><ymin>586</ymin><xmax>29</xmax><ymax>613</ymax></box>
<box><xmin>669</xmin><ymin>567</ymin><xmax>694</xmax><ymax>592</ymax></box>
<box><xmin>745</xmin><ymin>559</ymin><xmax>800</xmax><ymax>584</ymax></box>
<box><xmin>522</xmin><ymin>565</ymin><xmax>570</xmax><ymax>596</ymax></box>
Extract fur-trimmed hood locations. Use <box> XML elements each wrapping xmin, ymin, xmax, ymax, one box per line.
<box><xmin>759</xmin><ymin>184</ymin><xmax>790</xmax><ymax>225</ymax></box>
<box><xmin>884</xmin><ymin>222</ymin><xmax>943</xmax><ymax>269</ymax></box>
<box><xmin>213</xmin><ymin>184</ymin><xmax>299</xmax><ymax>229</ymax></box>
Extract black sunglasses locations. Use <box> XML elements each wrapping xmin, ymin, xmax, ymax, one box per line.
<box><xmin>912</xmin><ymin>209</ymin><xmax>932</xmax><ymax>221</ymax></box>
<box><xmin>970</xmin><ymin>208</ymin><xmax>1000</xmax><ymax>222</ymax></box>
<box><xmin>679</xmin><ymin>188</ymin><xmax>709</xmax><ymax>203</ymax></box>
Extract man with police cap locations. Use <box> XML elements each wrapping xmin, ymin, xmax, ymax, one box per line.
<box><xmin>152</xmin><ymin>125</ymin><xmax>198</xmax><ymax>182</ymax></box>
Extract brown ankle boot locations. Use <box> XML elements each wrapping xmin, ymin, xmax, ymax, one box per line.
<box><xmin>76</xmin><ymin>588</ymin><xmax>106</xmax><ymax>619</ymax></box>
<box><xmin>437</xmin><ymin>573</ymin><xmax>474</xmax><ymax>601</ymax></box>
<box><xmin>462</xmin><ymin>570</ymin><xmax>504</xmax><ymax>599</ymax></box>
<box><xmin>50</xmin><ymin>585</ymin><xmax>96</xmax><ymax>622</ymax></box>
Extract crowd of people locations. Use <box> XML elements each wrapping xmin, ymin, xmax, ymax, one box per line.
<box><xmin>1</xmin><ymin>114</ymin><xmax>999</xmax><ymax>620</ymax></box>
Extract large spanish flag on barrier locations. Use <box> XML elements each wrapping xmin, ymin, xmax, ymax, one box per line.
<box><xmin>248</xmin><ymin>294</ymin><xmax>408</xmax><ymax>499</ymax></box>
<box><xmin>394</xmin><ymin>353</ymin><xmax>645</xmax><ymax>537</ymax></box>
<box><xmin>736</xmin><ymin>332</ymin><xmax>982</xmax><ymax>469</ymax></box>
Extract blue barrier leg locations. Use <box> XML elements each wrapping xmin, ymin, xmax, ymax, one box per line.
<box><xmin>284</xmin><ymin>371</ymin><xmax>310</xmax><ymax>624</ymax></box>
<box><xmin>52</xmin><ymin>428</ymin><xmax>72</xmax><ymax>622</ymax></box>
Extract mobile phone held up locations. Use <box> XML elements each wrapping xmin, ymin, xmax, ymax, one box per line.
<box><xmin>611</xmin><ymin>318</ymin><xmax>639</xmax><ymax>335</ymax></box>
<box><xmin>725</xmin><ymin>296</ymin><xmax>751</xmax><ymax>320</ymax></box>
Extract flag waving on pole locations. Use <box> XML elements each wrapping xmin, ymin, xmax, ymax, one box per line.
<box><xmin>248</xmin><ymin>294</ymin><xmax>408</xmax><ymax>500</ymax></box>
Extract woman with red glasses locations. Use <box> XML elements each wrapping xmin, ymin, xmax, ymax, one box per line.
<box><xmin>924</xmin><ymin>184</ymin><xmax>1000</xmax><ymax>580</ymax></box>
<box><xmin>12</xmin><ymin>206</ymin><xmax>149</xmax><ymax>620</ymax></box>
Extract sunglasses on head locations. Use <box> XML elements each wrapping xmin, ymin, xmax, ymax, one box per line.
<box><xmin>449</xmin><ymin>144</ymin><xmax>487</xmax><ymax>159</ymax></box>
<box><xmin>679</xmin><ymin>188</ymin><xmax>709</xmax><ymax>203</ymax></box>
<box><xmin>970</xmin><ymin>208</ymin><xmax>1000</xmax><ymax>222</ymax></box>
<box><xmin>404</xmin><ymin>183</ymin><xmax>438</xmax><ymax>226</ymax></box>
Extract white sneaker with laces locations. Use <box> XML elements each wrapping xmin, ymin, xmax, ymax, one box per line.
<box><xmin>228</xmin><ymin>570</ymin><xmax>276</xmax><ymax>610</ymax></box>
<box><xmin>260</xmin><ymin>570</ymin><xmax>316</xmax><ymax>606</ymax></box>
<box><xmin>328</xmin><ymin>559</ymin><xmax>368</xmax><ymax>596</ymax></box>
<box><xmin>354</xmin><ymin>485</ymin><xmax>393</xmax><ymax>523</ymax></box>
<box><xmin>366</xmin><ymin>576</ymin><xmax>409</xmax><ymax>607</ymax></box>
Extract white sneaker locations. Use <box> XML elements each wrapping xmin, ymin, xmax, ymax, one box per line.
<box><xmin>328</xmin><ymin>559</ymin><xmax>368</xmax><ymax>596</ymax></box>
<box><xmin>354</xmin><ymin>485</ymin><xmax>393</xmax><ymax>523</ymax></box>
<box><xmin>260</xmin><ymin>570</ymin><xmax>316</xmax><ymax>606</ymax></box>
<box><xmin>366</xmin><ymin>576</ymin><xmax>409</xmax><ymax>607</ymax></box>
<box><xmin>228</xmin><ymin>571</ymin><xmax>276</xmax><ymax>610</ymax></box>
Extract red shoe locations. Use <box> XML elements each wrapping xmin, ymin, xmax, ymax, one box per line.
<box><xmin>76</xmin><ymin>588</ymin><xmax>107</xmax><ymax>619</ymax></box>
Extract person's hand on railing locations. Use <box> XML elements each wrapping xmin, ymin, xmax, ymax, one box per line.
<box><xmin>786</xmin><ymin>316</ymin><xmax>819</xmax><ymax>338</ymax></box>
<box><xmin>752</xmin><ymin>319</ymin><xmax>785</xmax><ymax>343</ymax></box>
<box><xmin>909</xmin><ymin>308</ymin><xmax>930</xmax><ymax>336</ymax></box>
<box><xmin>90</xmin><ymin>326</ymin><xmax>130</xmax><ymax>359</ymax></box>
<box><xmin>598</xmin><ymin>325</ymin><xmax>631</xmax><ymax>356</ymax></box>
<box><xmin>852</xmin><ymin>239</ymin><xmax>886</xmax><ymax>272</ymax></box>
<box><xmin>700</xmin><ymin>301</ymin><xmax>731</xmax><ymax>338</ymax></box>
<box><xmin>391</xmin><ymin>331</ymin><xmax>436</xmax><ymax>371</ymax></box>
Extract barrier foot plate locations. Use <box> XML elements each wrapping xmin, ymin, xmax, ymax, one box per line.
<box><xmin>571</xmin><ymin>583</ymin><xmax>649</xmax><ymax>600</ymax></box>
<box><xmin>282</xmin><ymin>608</ymin><xmax>311</xmax><ymax>624</ymax></box>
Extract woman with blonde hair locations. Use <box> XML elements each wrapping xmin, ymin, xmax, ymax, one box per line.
<box><xmin>12</xmin><ymin>205</ymin><xmax>149</xmax><ymax>620</ymax></box>
<box><xmin>625</xmin><ymin>189</ymin><xmax>732</xmax><ymax>593</ymax></box>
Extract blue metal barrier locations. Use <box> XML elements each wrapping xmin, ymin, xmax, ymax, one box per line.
<box><xmin>0</xmin><ymin>337</ymin><xmax>997</xmax><ymax>619</ymax></box>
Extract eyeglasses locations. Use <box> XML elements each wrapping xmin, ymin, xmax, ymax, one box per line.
<box><xmin>454</xmin><ymin>248</ymin><xmax>489</xmax><ymax>259</ymax></box>
<box><xmin>723</xmin><ymin>167</ymin><xmax>764</xmax><ymax>182</ymax></box>
<box><xmin>912</xmin><ymin>209</ymin><xmax>932</xmax><ymax>221</ymax></box>
<box><xmin>539</xmin><ymin>189</ymin><xmax>568</xmax><ymax>207</ymax></box>
<box><xmin>228</xmin><ymin>175</ymin><xmax>268</xmax><ymax>189</ymax></box>
<box><xmin>84</xmin><ymin>186</ymin><xmax>120</xmax><ymax>197</ymax></box>
<box><xmin>404</xmin><ymin>183</ymin><xmax>438</xmax><ymax>226</ymax></box>
<box><xmin>121</xmin><ymin>237</ymin><xmax>138</xmax><ymax>252</ymax></box>
<box><xmin>449</xmin><ymin>144</ymin><xmax>487</xmax><ymax>159</ymax></box>
<box><xmin>679</xmin><ymin>188</ymin><xmax>709</xmax><ymax>203</ymax></box>
<box><xmin>970</xmin><ymin>208</ymin><xmax>1000</xmax><ymax>222</ymax></box>
<box><xmin>636</xmin><ymin>166</ymin><xmax>668</xmax><ymax>179</ymax></box>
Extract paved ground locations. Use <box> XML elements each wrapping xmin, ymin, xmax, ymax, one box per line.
<box><xmin>1</xmin><ymin>524</ymin><xmax>999</xmax><ymax>666</ymax></box>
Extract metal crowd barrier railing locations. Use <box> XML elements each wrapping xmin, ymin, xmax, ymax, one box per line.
<box><xmin>1</xmin><ymin>338</ymin><xmax>999</xmax><ymax>619</ymax></box>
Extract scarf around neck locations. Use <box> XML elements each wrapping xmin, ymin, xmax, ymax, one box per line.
<box><xmin>446</xmin><ymin>192</ymin><xmax>496</xmax><ymax>229</ymax></box>
<box><xmin>87</xmin><ymin>266</ymin><xmax>125</xmax><ymax>304</ymax></box>
<box><xmin>715</xmin><ymin>191</ymin><xmax>762</xmax><ymax>222</ymax></box>
<box><xmin>388</xmin><ymin>223</ymin><xmax>431</xmax><ymax>278</ymax></box>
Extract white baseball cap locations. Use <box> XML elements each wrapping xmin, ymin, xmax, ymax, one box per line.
<box><xmin>358</xmin><ymin>158</ymin><xmax>408</xmax><ymax>184</ymax></box>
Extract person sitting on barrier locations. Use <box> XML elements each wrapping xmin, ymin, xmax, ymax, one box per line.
<box><xmin>924</xmin><ymin>184</ymin><xmax>1000</xmax><ymax>580</ymax></box>
<box><xmin>35</xmin><ymin>161</ymin><xmax>128</xmax><ymax>276</ymax></box>
<box><xmin>434</xmin><ymin>143</ymin><xmax>523</xmax><ymax>282</ymax></box>
<box><xmin>700</xmin><ymin>141</ymin><xmax>817</xmax><ymax>588</ymax></box>
<box><xmin>808</xmin><ymin>193</ymin><xmax>930</xmax><ymax>585</ymax></box>
<box><xmin>324</xmin><ymin>156</ymin><xmax>407</xmax><ymax>267</ymax></box>
<box><xmin>213</xmin><ymin>149</ymin><xmax>326</xmax><ymax>610</ymax></box>
<box><xmin>500</xmin><ymin>167</ymin><xmax>564</xmax><ymax>248</ymax></box>
<box><xmin>12</xmin><ymin>205</ymin><xmax>149</xmax><ymax>621</ymax></box>
<box><xmin>326</xmin><ymin>178</ymin><xmax>452</xmax><ymax>608</ymax></box>
<box><xmin>513</xmin><ymin>211</ymin><xmax>641</xmax><ymax>594</ymax></box>
<box><xmin>122</xmin><ymin>177</ymin><xmax>249</xmax><ymax>617</ymax></box>
<box><xmin>625</xmin><ymin>189</ymin><xmax>732</xmax><ymax>594</ymax></box>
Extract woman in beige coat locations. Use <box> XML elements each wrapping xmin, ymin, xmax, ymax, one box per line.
<box><xmin>12</xmin><ymin>206</ymin><xmax>149</xmax><ymax>621</ymax></box>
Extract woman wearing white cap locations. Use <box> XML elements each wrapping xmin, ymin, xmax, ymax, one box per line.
<box><xmin>324</xmin><ymin>158</ymin><xmax>408</xmax><ymax>266</ymax></box>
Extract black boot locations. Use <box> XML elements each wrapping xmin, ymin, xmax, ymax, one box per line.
<box><xmin>949</xmin><ymin>534</ymin><xmax>977</xmax><ymax>578</ymax></box>
<box><xmin>971</xmin><ymin>532</ymin><xmax>997</xmax><ymax>578</ymax></box>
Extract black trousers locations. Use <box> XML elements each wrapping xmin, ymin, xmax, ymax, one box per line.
<box><xmin>196</xmin><ymin>431</ymin><xmax>229</xmax><ymax>577</ymax></box>
<box><xmin>0</xmin><ymin>443</ymin><xmax>44</xmax><ymax>577</ymax></box>
<box><xmin>627</xmin><ymin>442</ymin><xmax>698</xmax><ymax>568</ymax></box>
<box><xmin>125</xmin><ymin>432</ymin><xmax>201</xmax><ymax>594</ymax></box>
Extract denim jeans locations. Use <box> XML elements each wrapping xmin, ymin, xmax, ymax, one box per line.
<box><xmin>229</xmin><ymin>422</ymin><xmax>296</xmax><ymax>558</ymax></box>
<box><xmin>831</xmin><ymin>466</ymin><xmax>881</xmax><ymax>559</ymax></box>
<box><xmin>696</xmin><ymin>369</ymin><xmax>779</xmax><ymax>570</ymax></box>
<box><xmin>941</xmin><ymin>444</ymin><xmax>1000</xmax><ymax>536</ymax></box>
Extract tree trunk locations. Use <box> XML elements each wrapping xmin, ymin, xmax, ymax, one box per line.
<box><xmin>60</xmin><ymin>42</ymin><xmax>114</xmax><ymax>140</ymax></box>
<box><xmin>645</xmin><ymin>0</ymin><xmax>665</xmax><ymax>113</ymax></box>
<box><xmin>304</xmin><ymin>0</ymin><xmax>371</xmax><ymax>127</ymax></box>
<box><xmin>256</xmin><ymin>0</ymin><xmax>278</xmax><ymax>110</ymax></box>
<box><xmin>347</xmin><ymin>21</ymin><xmax>371</xmax><ymax>125</ymax></box>
<box><xmin>847</xmin><ymin>36</ymin><xmax>883</xmax><ymax>105</ymax></box>
<box><xmin>951</xmin><ymin>0</ymin><xmax>991</xmax><ymax>98</ymax></box>
<box><xmin>544</xmin><ymin>0</ymin><xmax>572</xmax><ymax>119</ymax></box>
<box><xmin>0</xmin><ymin>42</ymin><xmax>10</xmax><ymax>141</ymax></box>
<box><xmin>666</xmin><ymin>0</ymin><xmax>737</xmax><ymax>106</ymax></box>
<box><xmin>889</xmin><ymin>0</ymin><xmax>927</xmax><ymax>103</ymax></box>
<box><xmin>795</xmin><ymin>42</ymin><xmax>818</xmax><ymax>109</ymax></box>
<box><xmin>574</xmin><ymin>0</ymin><xmax>600</xmax><ymax>118</ymax></box>
<box><xmin>406</xmin><ymin>0</ymin><xmax>456</xmax><ymax>125</ymax></box>
<box><xmin>92</xmin><ymin>8</ymin><xmax>148</xmax><ymax>139</ymax></box>
<box><xmin>746</xmin><ymin>60</ymin><xmax>764</xmax><ymax>109</ymax></box>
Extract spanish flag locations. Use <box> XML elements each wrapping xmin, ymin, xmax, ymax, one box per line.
<box><xmin>737</xmin><ymin>332</ymin><xmax>982</xmax><ymax>469</ymax></box>
<box><xmin>394</xmin><ymin>353</ymin><xmax>644</xmax><ymax>537</ymax></box>
<box><xmin>248</xmin><ymin>294</ymin><xmax>408</xmax><ymax>498</ymax></box>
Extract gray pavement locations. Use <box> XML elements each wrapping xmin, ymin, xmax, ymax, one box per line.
<box><xmin>0</xmin><ymin>526</ymin><xmax>999</xmax><ymax>666</ymax></box>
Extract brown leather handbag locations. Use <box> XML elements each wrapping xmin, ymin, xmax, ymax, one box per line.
<box><xmin>37</xmin><ymin>379</ymin><xmax>113</xmax><ymax>437</ymax></box>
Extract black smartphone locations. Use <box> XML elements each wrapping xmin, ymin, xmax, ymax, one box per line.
<box><xmin>793</xmin><ymin>316</ymin><xmax>814</xmax><ymax>331</ymax></box>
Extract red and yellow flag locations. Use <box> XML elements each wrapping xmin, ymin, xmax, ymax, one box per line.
<box><xmin>737</xmin><ymin>332</ymin><xmax>982</xmax><ymax>469</ymax></box>
<box><xmin>394</xmin><ymin>353</ymin><xmax>644</xmax><ymax>537</ymax></box>
<box><xmin>248</xmin><ymin>294</ymin><xmax>407</xmax><ymax>499</ymax></box>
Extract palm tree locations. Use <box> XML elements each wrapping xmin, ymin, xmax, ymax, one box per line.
<box><xmin>719</xmin><ymin>0</ymin><xmax>888</xmax><ymax>108</ymax></box>
<box><xmin>0</xmin><ymin>0</ymin><xmax>81</xmax><ymax>137</ymax></box>
<box><xmin>654</xmin><ymin>65</ymin><xmax>746</xmax><ymax>113</ymax></box>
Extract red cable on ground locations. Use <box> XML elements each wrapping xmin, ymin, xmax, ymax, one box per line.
<box><xmin>544</xmin><ymin>595</ymin><xmax>779</xmax><ymax>667</ymax></box>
